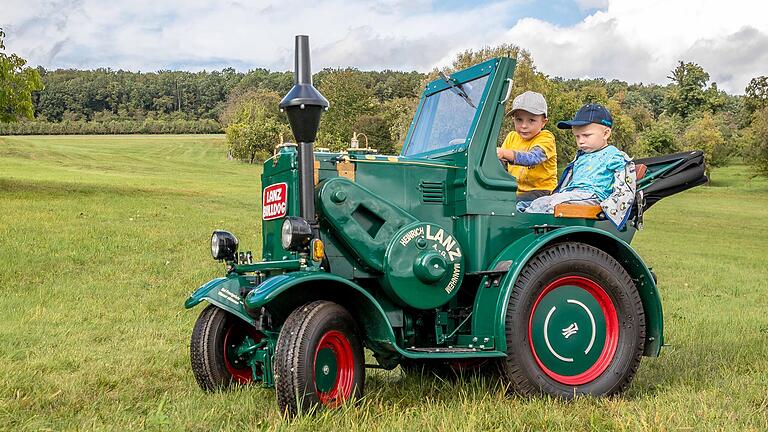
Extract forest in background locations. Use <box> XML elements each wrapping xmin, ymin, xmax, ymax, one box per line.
<box><xmin>1</xmin><ymin>43</ymin><xmax>767</xmax><ymax>178</ymax></box>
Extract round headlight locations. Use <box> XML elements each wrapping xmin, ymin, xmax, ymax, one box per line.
<box><xmin>211</xmin><ymin>230</ymin><xmax>239</xmax><ymax>260</ymax></box>
<box><xmin>281</xmin><ymin>217</ymin><xmax>312</xmax><ymax>251</ymax></box>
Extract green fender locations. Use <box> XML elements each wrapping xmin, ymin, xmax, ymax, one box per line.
<box><xmin>244</xmin><ymin>271</ymin><xmax>400</xmax><ymax>354</ymax></box>
<box><xmin>184</xmin><ymin>276</ymin><xmax>256</xmax><ymax>326</ymax></box>
<box><xmin>471</xmin><ymin>226</ymin><xmax>663</xmax><ymax>357</ymax></box>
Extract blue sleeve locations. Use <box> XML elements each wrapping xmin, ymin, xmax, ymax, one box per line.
<box><xmin>606</xmin><ymin>152</ymin><xmax>627</xmax><ymax>172</ymax></box>
<box><xmin>513</xmin><ymin>146</ymin><xmax>547</xmax><ymax>167</ymax></box>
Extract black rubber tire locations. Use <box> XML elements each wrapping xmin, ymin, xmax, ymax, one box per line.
<box><xmin>274</xmin><ymin>301</ymin><xmax>365</xmax><ymax>416</ymax></box>
<box><xmin>498</xmin><ymin>241</ymin><xmax>645</xmax><ymax>397</ymax></box>
<box><xmin>190</xmin><ymin>304</ymin><xmax>258</xmax><ymax>391</ymax></box>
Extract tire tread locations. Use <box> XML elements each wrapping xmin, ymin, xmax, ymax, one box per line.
<box><xmin>190</xmin><ymin>305</ymin><xmax>230</xmax><ymax>391</ymax></box>
<box><xmin>274</xmin><ymin>301</ymin><xmax>364</xmax><ymax>416</ymax></box>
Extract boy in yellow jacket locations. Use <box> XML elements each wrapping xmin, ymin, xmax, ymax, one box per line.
<box><xmin>496</xmin><ymin>91</ymin><xmax>557</xmax><ymax>201</ymax></box>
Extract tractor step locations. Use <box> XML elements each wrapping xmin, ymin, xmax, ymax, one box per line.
<box><xmin>406</xmin><ymin>347</ymin><xmax>480</xmax><ymax>353</ymax></box>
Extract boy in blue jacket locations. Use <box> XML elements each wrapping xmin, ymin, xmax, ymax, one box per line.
<box><xmin>526</xmin><ymin>104</ymin><xmax>637</xmax><ymax>228</ymax></box>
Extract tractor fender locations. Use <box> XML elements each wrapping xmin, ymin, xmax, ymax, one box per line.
<box><xmin>471</xmin><ymin>226</ymin><xmax>663</xmax><ymax>357</ymax></box>
<box><xmin>184</xmin><ymin>276</ymin><xmax>256</xmax><ymax>326</ymax></box>
<box><xmin>244</xmin><ymin>271</ymin><xmax>401</xmax><ymax>354</ymax></box>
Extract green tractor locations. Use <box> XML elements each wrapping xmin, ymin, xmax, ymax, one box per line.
<box><xmin>186</xmin><ymin>35</ymin><xmax>707</xmax><ymax>415</ymax></box>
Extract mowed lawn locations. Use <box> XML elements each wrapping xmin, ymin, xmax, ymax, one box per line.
<box><xmin>1</xmin><ymin>135</ymin><xmax>766</xmax><ymax>431</ymax></box>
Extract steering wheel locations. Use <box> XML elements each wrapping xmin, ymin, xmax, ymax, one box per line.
<box><xmin>448</xmin><ymin>138</ymin><xmax>466</xmax><ymax>146</ymax></box>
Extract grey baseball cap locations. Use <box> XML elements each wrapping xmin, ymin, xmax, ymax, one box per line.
<box><xmin>511</xmin><ymin>91</ymin><xmax>547</xmax><ymax>117</ymax></box>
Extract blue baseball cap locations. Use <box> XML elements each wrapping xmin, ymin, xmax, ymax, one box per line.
<box><xmin>557</xmin><ymin>103</ymin><xmax>613</xmax><ymax>129</ymax></box>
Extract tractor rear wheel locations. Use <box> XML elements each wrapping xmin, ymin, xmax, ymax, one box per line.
<box><xmin>499</xmin><ymin>242</ymin><xmax>645</xmax><ymax>397</ymax></box>
<box><xmin>190</xmin><ymin>305</ymin><xmax>261</xmax><ymax>391</ymax></box>
<box><xmin>274</xmin><ymin>301</ymin><xmax>365</xmax><ymax>416</ymax></box>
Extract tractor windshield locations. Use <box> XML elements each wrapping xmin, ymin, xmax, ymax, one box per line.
<box><xmin>402</xmin><ymin>74</ymin><xmax>490</xmax><ymax>157</ymax></box>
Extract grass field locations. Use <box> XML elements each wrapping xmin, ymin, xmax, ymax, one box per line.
<box><xmin>1</xmin><ymin>135</ymin><xmax>767</xmax><ymax>431</ymax></box>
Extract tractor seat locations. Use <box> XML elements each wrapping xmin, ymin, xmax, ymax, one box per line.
<box><xmin>635</xmin><ymin>163</ymin><xmax>647</xmax><ymax>181</ymax></box>
<box><xmin>553</xmin><ymin>163</ymin><xmax>647</xmax><ymax>219</ymax></box>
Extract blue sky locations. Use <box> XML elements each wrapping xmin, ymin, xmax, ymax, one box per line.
<box><xmin>1</xmin><ymin>0</ymin><xmax>766</xmax><ymax>93</ymax></box>
<box><xmin>430</xmin><ymin>0</ymin><xmax>602</xmax><ymax>26</ymax></box>
<box><xmin>514</xmin><ymin>0</ymin><xmax>603</xmax><ymax>26</ymax></box>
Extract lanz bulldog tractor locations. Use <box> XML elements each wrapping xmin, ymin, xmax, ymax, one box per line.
<box><xmin>185</xmin><ymin>35</ymin><xmax>707</xmax><ymax>415</ymax></box>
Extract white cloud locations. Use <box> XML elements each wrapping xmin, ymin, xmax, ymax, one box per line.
<box><xmin>684</xmin><ymin>27</ymin><xmax>768</xmax><ymax>91</ymax></box>
<box><xmin>499</xmin><ymin>0</ymin><xmax>768</xmax><ymax>93</ymax></box>
<box><xmin>1</xmin><ymin>0</ymin><xmax>766</xmax><ymax>93</ymax></box>
<box><xmin>1</xmin><ymin>0</ymin><xmax>522</xmax><ymax>73</ymax></box>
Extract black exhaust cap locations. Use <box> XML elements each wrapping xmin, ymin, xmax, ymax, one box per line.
<box><xmin>279</xmin><ymin>35</ymin><xmax>329</xmax><ymax>144</ymax></box>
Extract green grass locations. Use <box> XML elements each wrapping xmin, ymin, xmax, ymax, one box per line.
<box><xmin>1</xmin><ymin>135</ymin><xmax>767</xmax><ymax>431</ymax></box>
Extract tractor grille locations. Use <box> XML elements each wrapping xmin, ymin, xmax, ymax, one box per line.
<box><xmin>420</xmin><ymin>180</ymin><xmax>445</xmax><ymax>204</ymax></box>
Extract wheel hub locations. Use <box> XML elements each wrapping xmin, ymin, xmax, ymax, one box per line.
<box><xmin>313</xmin><ymin>330</ymin><xmax>355</xmax><ymax>406</ymax></box>
<box><xmin>315</xmin><ymin>347</ymin><xmax>339</xmax><ymax>392</ymax></box>
<box><xmin>528</xmin><ymin>276</ymin><xmax>619</xmax><ymax>385</ymax></box>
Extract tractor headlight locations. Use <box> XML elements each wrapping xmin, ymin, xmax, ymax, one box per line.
<box><xmin>211</xmin><ymin>230</ymin><xmax>239</xmax><ymax>261</ymax></box>
<box><xmin>281</xmin><ymin>217</ymin><xmax>313</xmax><ymax>251</ymax></box>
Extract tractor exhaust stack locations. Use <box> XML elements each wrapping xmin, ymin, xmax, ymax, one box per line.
<box><xmin>279</xmin><ymin>35</ymin><xmax>329</xmax><ymax>225</ymax></box>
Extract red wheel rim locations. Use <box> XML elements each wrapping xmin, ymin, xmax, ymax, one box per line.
<box><xmin>314</xmin><ymin>330</ymin><xmax>355</xmax><ymax>407</ymax></box>
<box><xmin>223</xmin><ymin>324</ymin><xmax>262</xmax><ymax>384</ymax></box>
<box><xmin>528</xmin><ymin>275</ymin><xmax>619</xmax><ymax>385</ymax></box>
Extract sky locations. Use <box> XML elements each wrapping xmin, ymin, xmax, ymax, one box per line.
<box><xmin>1</xmin><ymin>0</ymin><xmax>767</xmax><ymax>94</ymax></box>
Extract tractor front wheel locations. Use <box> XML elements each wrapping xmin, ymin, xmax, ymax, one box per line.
<box><xmin>274</xmin><ymin>301</ymin><xmax>365</xmax><ymax>416</ymax></box>
<box><xmin>190</xmin><ymin>305</ymin><xmax>261</xmax><ymax>391</ymax></box>
<box><xmin>499</xmin><ymin>242</ymin><xmax>645</xmax><ymax>397</ymax></box>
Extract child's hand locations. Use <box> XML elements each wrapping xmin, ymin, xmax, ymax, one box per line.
<box><xmin>496</xmin><ymin>148</ymin><xmax>515</xmax><ymax>162</ymax></box>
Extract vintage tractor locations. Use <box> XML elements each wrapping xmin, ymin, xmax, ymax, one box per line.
<box><xmin>186</xmin><ymin>35</ymin><xmax>707</xmax><ymax>415</ymax></box>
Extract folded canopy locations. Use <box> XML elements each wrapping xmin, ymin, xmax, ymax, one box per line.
<box><xmin>634</xmin><ymin>150</ymin><xmax>708</xmax><ymax>210</ymax></box>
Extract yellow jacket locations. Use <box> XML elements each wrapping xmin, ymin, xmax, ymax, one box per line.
<box><xmin>501</xmin><ymin>129</ymin><xmax>557</xmax><ymax>192</ymax></box>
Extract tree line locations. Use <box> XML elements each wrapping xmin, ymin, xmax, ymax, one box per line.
<box><xmin>0</xmin><ymin>62</ymin><xmax>423</xmax><ymax>136</ymax></box>
<box><xmin>223</xmin><ymin>44</ymin><xmax>768</xmax><ymax>180</ymax></box>
<box><xmin>1</xmin><ymin>26</ymin><xmax>767</xmax><ymax>178</ymax></box>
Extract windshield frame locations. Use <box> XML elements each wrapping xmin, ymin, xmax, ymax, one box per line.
<box><xmin>401</xmin><ymin>59</ymin><xmax>498</xmax><ymax>158</ymax></box>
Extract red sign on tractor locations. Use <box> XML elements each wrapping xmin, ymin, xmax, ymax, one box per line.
<box><xmin>262</xmin><ymin>183</ymin><xmax>287</xmax><ymax>220</ymax></box>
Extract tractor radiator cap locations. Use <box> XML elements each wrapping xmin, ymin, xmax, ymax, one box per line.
<box><xmin>381</xmin><ymin>222</ymin><xmax>465</xmax><ymax>310</ymax></box>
